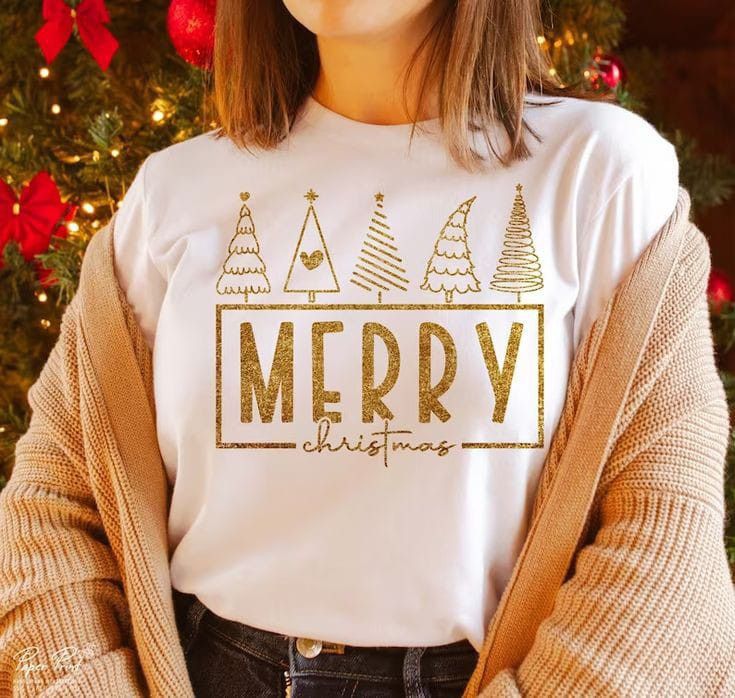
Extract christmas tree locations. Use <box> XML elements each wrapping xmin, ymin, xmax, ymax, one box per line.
<box><xmin>216</xmin><ymin>192</ymin><xmax>270</xmax><ymax>303</ymax></box>
<box><xmin>349</xmin><ymin>192</ymin><xmax>409</xmax><ymax>303</ymax></box>
<box><xmin>0</xmin><ymin>0</ymin><xmax>214</xmax><ymax>487</ymax></box>
<box><xmin>489</xmin><ymin>183</ymin><xmax>544</xmax><ymax>303</ymax></box>
<box><xmin>0</xmin><ymin>1</ymin><xmax>733</xmax><ymax>573</ymax></box>
<box><xmin>421</xmin><ymin>195</ymin><xmax>481</xmax><ymax>304</ymax></box>
<box><xmin>283</xmin><ymin>189</ymin><xmax>339</xmax><ymax>303</ymax></box>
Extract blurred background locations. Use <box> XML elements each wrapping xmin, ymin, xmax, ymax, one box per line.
<box><xmin>621</xmin><ymin>0</ymin><xmax>734</xmax><ymax>308</ymax></box>
<box><xmin>0</xmin><ymin>0</ymin><xmax>733</xmax><ymax>572</ymax></box>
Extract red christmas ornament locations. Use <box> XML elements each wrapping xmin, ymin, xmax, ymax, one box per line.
<box><xmin>35</xmin><ymin>0</ymin><xmax>119</xmax><ymax>72</ymax></box>
<box><xmin>167</xmin><ymin>0</ymin><xmax>216</xmax><ymax>70</ymax></box>
<box><xmin>0</xmin><ymin>172</ymin><xmax>74</xmax><ymax>282</ymax></box>
<box><xmin>707</xmin><ymin>267</ymin><xmax>734</xmax><ymax>312</ymax></box>
<box><xmin>590</xmin><ymin>53</ymin><xmax>626</xmax><ymax>90</ymax></box>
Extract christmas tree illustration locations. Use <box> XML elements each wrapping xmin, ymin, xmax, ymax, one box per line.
<box><xmin>489</xmin><ymin>183</ymin><xmax>544</xmax><ymax>303</ymax></box>
<box><xmin>349</xmin><ymin>192</ymin><xmax>409</xmax><ymax>303</ymax></box>
<box><xmin>216</xmin><ymin>191</ymin><xmax>270</xmax><ymax>302</ymax></box>
<box><xmin>420</xmin><ymin>195</ymin><xmax>481</xmax><ymax>304</ymax></box>
<box><xmin>283</xmin><ymin>189</ymin><xmax>340</xmax><ymax>303</ymax></box>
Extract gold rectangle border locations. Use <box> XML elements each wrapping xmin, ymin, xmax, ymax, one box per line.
<box><xmin>216</xmin><ymin>303</ymin><xmax>544</xmax><ymax>449</ymax></box>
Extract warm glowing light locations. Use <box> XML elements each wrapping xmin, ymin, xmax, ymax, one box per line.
<box><xmin>51</xmin><ymin>103</ymin><xmax>61</xmax><ymax>114</ymax></box>
<box><xmin>0</xmin><ymin>118</ymin><xmax>7</xmax><ymax>127</ymax></box>
<box><xmin>40</xmin><ymin>318</ymin><xmax>51</xmax><ymax>329</ymax></box>
<box><xmin>554</xmin><ymin>39</ymin><xmax>562</xmax><ymax>48</ymax></box>
<box><xmin>67</xmin><ymin>221</ymin><xmax>80</xmax><ymax>232</ymax></box>
<box><xmin>12</xmin><ymin>202</ymin><xmax>20</xmax><ymax>215</ymax></box>
<box><xmin>584</xmin><ymin>70</ymin><xmax>591</xmax><ymax>78</ymax></box>
<box><xmin>536</xmin><ymin>35</ymin><xmax>546</xmax><ymax>44</ymax></box>
<box><xmin>582</xmin><ymin>31</ymin><xmax>588</xmax><ymax>40</ymax></box>
<box><xmin>37</xmin><ymin>291</ymin><xmax>48</xmax><ymax>302</ymax></box>
<box><xmin>549</xmin><ymin>68</ymin><xmax>557</xmax><ymax>76</ymax></box>
<box><xmin>39</xmin><ymin>67</ymin><xmax>50</xmax><ymax>78</ymax></box>
<box><xmin>110</xmin><ymin>148</ymin><xmax>120</xmax><ymax>158</ymax></box>
<box><xmin>92</xmin><ymin>220</ymin><xmax>101</xmax><ymax>229</ymax></box>
<box><xmin>152</xmin><ymin>109</ymin><xmax>165</xmax><ymax>123</ymax></box>
<box><xmin>82</xmin><ymin>202</ymin><xmax>95</xmax><ymax>214</ymax></box>
<box><xmin>0</xmin><ymin>426</ymin><xmax>6</xmax><ymax>433</ymax></box>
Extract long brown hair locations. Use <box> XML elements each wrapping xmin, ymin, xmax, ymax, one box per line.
<box><xmin>209</xmin><ymin>0</ymin><xmax>614</xmax><ymax>171</ymax></box>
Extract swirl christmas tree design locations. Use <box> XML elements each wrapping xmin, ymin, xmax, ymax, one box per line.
<box><xmin>216</xmin><ymin>191</ymin><xmax>270</xmax><ymax>303</ymax></box>
<box><xmin>284</xmin><ymin>189</ymin><xmax>340</xmax><ymax>303</ymax></box>
<box><xmin>420</xmin><ymin>195</ymin><xmax>481</xmax><ymax>304</ymax></box>
<box><xmin>489</xmin><ymin>183</ymin><xmax>543</xmax><ymax>303</ymax></box>
<box><xmin>349</xmin><ymin>192</ymin><xmax>409</xmax><ymax>303</ymax></box>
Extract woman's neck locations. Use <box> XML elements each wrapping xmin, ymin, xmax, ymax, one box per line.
<box><xmin>312</xmin><ymin>6</ymin><xmax>444</xmax><ymax>126</ymax></box>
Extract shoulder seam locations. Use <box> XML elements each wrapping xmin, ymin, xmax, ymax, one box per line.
<box><xmin>577</xmin><ymin>160</ymin><xmax>639</xmax><ymax>253</ymax></box>
<box><xmin>577</xmin><ymin>140</ymin><xmax>677</xmax><ymax>253</ymax></box>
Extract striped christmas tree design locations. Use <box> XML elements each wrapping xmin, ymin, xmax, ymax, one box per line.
<box><xmin>349</xmin><ymin>192</ymin><xmax>409</xmax><ymax>303</ymax></box>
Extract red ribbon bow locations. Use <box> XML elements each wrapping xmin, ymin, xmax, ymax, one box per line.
<box><xmin>35</xmin><ymin>0</ymin><xmax>119</xmax><ymax>72</ymax></box>
<box><xmin>0</xmin><ymin>172</ymin><xmax>76</xmax><ymax>284</ymax></box>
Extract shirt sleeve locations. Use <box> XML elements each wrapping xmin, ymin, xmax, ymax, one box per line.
<box><xmin>111</xmin><ymin>154</ymin><xmax>167</xmax><ymax>352</ymax></box>
<box><xmin>572</xmin><ymin>137</ymin><xmax>680</xmax><ymax>351</ymax></box>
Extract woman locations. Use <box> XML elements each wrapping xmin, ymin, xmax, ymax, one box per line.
<box><xmin>1</xmin><ymin>1</ymin><xmax>733</xmax><ymax>696</ymax></box>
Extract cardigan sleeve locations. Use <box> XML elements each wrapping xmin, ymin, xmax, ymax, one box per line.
<box><xmin>0</xmin><ymin>294</ymin><xmax>146</xmax><ymax>696</ymax></box>
<box><xmin>480</xmin><ymin>227</ymin><xmax>735</xmax><ymax>695</ymax></box>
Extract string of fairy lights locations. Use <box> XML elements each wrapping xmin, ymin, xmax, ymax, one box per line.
<box><xmin>0</xmin><ymin>60</ymin><xmax>216</xmax><ymax>331</ymax></box>
<box><xmin>0</xmin><ymin>66</ymin><xmax>167</xmax><ymax>293</ymax></box>
<box><xmin>536</xmin><ymin>30</ymin><xmax>607</xmax><ymax>87</ymax></box>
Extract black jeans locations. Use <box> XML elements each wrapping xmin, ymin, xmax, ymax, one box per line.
<box><xmin>172</xmin><ymin>588</ymin><xmax>480</xmax><ymax>697</ymax></box>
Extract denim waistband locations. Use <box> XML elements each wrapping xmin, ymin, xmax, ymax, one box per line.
<box><xmin>172</xmin><ymin>588</ymin><xmax>480</xmax><ymax>684</ymax></box>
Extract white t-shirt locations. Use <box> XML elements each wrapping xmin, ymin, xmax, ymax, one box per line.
<box><xmin>112</xmin><ymin>92</ymin><xmax>679</xmax><ymax>651</ymax></box>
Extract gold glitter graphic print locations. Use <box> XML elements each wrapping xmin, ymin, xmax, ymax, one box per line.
<box><xmin>490</xmin><ymin>184</ymin><xmax>544</xmax><ymax>302</ymax></box>
<box><xmin>215</xmin><ymin>185</ymin><xmax>545</xmax><ymax>463</ymax></box>
<box><xmin>421</xmin><ymin>196</ymin><xmax>482</xmax><ymax>303</ymax></box>
<box><xmin>216</xmin><ymin>192</ymin><xmax>271</xmax><ymax>302</ymax></box>
<box><xmin>349</xmin><ymin>193</ymin><xmax>409</xmax><ymax>303</ymax></box>
<box><xmin>283</xmin><ymin>190</ymin><xmax>340</xmax><ymax>303</ymax></box>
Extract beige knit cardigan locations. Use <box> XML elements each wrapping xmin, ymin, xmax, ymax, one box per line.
<box><xmin>0</xmin><ymin>186</ymin><xmax>733</xmax><ymax>697</ymax></box>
